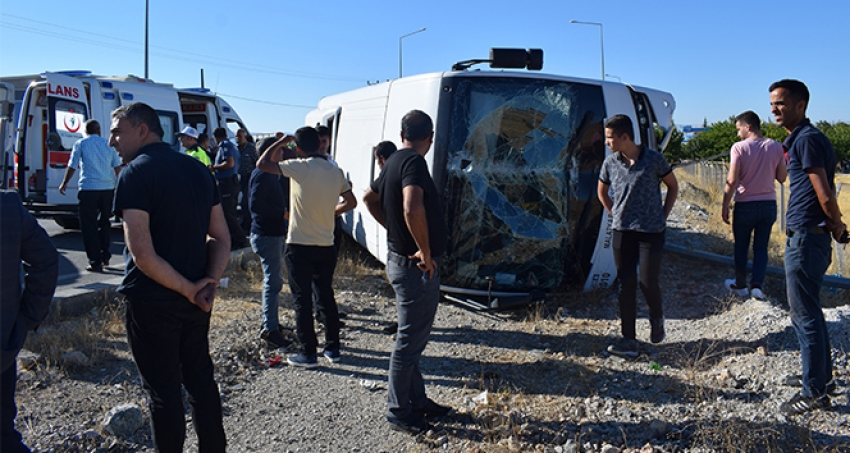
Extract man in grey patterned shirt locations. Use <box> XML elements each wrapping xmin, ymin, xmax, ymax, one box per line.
<box><xmin>597</xmin><ymin>114</ymin><xmax>678</xmax><ymax>358</ymax></box>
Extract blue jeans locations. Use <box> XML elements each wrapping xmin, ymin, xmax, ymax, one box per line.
<box><xmin>250</xmin><ymin>233</ymin><xmax>286</xmax><ymax>332</ymax></box>
<box><xmin>732</xmin><ymin>200</ymin><xmax>776</xmax><ymax>288</ymax></box>
<box><xmin>784</xmin><ymin>230</ymin><xmax>833</xmax><ymax>398</ymax></box>
<box><xmin>386</xmin><ymin>252</ymin><xmax>441</xmax><ymax>422</ymax></box>
<box><xmin>284</xmin><ymin>244</ymin><xmax>340</xmax><ymax>356</ymax></box>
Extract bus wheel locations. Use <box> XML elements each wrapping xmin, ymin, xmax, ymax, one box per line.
<box><xmin>55</xmin><ymin>217</ymin><xmax>80</xmax><ymax>230</ymax></box>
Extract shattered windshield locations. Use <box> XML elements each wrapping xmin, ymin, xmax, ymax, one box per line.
<box><xmin>442</xmin><ymin>76</ymin><xmax>606</xmax><ymax>291</ymax></box>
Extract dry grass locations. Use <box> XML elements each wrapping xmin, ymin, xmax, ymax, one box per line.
<box><xmin>675</xmin><ymin>165</ymin><xmax>850</xmax><ymax>277</ymax></box>
<box><xmin>688</xmin><ymin>418</ymin><xmax>850</xmax><ymax>453</ymax></box>
<box><xmin>22</xmin><ymin>301</ymin><xmax>125</xmax><ymax>369</ymax></box>
<box><xmin>674</xmin><ymin>168</ymin><xmax>786</xmax><ymax>266</ymax></box>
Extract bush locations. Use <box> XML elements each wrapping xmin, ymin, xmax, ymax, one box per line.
<box><xmin>679</xmin><ymin>118</ymin><xmax>847</xmax><ymax>162</ymax></box>
<box><xmin>682</xmin><ymin>117</ymin><xmax>737</xmax><ymax>160</ymax></box>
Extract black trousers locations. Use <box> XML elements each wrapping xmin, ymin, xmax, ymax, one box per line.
<box><xmin>285</xmin><ymin>244</ymin><xmax>340</xmax><ymax>355</ymax></box>
<box><xmin>78</xmin><ymin>189</ymin><xmax>113</xmax><ymax>265</ymax></box>
<box><xmin>612</xmin><ymin>230</ymin><xmax>665</xmax><ymax>340</ymax></box>
<box><xmin>125</xmin><ymin>295</ymin><xmax>226</xmax><ymax>452</ymax></box>
<box><xmin>1</xmin><ymin>363</ymin><xmax>30</xmax><ymax>452</ymax></box>
<box><xmin>217</xmin><ymin>176</ymin><xmax>247</xmax><ymax>249</ymax></box>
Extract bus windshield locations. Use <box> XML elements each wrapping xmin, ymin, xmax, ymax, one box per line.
<box><xmin>443</xmin><ymin>76</ymin><xmax>606</xmax><ymax>291</ymax></box>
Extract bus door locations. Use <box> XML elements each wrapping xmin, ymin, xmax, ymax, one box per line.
<box><xmin>44</xmin><ymin>73</ymin><xmax>89</xmax><ymax>204</ymax></box>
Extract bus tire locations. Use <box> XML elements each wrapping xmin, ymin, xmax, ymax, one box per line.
<box><xmin>55</xmin><ymin>217</ymin><xmax>80</xmax><ymax>230</ymax></box>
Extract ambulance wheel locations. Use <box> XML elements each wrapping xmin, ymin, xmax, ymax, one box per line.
<box><xmin>55</xmin><ymin>217</ymin><xmax>80</xmax><ymax>230</ymax></box>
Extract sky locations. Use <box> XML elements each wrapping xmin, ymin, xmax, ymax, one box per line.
<box><xmin>1</xmin><ymin>1</ymin><xmax>848</xmax><ymax>134</ymax></box>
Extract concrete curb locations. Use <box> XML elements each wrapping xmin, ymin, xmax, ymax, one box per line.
<box><xmin>45</xmin><ymin>248</ymin><xmax>258</xmax><ymax>324</ymax></box>
<box><xmin>665</xmin><ymin>244</ymin><xmax>850</xmax><ymax>289</ymax></box>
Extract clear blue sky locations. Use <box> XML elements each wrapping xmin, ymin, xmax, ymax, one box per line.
<box><xmin>1</xmin><ymin>1</ymin><xmax>847</xmax><ymax>134</ymax></box>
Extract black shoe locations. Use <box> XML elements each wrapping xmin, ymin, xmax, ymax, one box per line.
<box><xmin>650</xmin><ymin>317</ymin><xmax>665</xmax><ymax>344</ymax></box>
<box><xmin>322</xmin><ymin>348</ymin><xmax>341</xmax><ymax>363</ymax></box>
<box><xmin>607</xmin><ymin>338</ymin><xmax>639</xmax><ymax>358</ymax></box>
<box><xmin>85</xmin><ymin>263</ymin><xmax>103</xmax><ymax>273</ymax></box>
<box><xmin>387</xmin><ymin>416</ymin><xmax>430</xmax><ymax>435</ymax></box>
<box><xmin>779</xmin><ymin>391</ymin><xmax>831</xmax><ymax>416</ymax></box>
<box><xmin>261</xmin><ymin>329</ymin><xmax>291</xmax><ymax>349</ymax></box>
<box><xmin>415</xmin><ymin>399</ymin><xmax>452</xmax><ymax>419</ymax></box>
<box><xmin>382</xmin><ymin>322</ymin><xmax>399</xmax><ymax>335</ymax></box>
<box><xmin>287</xmin><ymin>353</ymin><xmax>319</xmax><ymax>369</ymax></box>
<box><xmin>781</xmin><ymin>375</ymin><xmax>837</xmax><ymax>395</ymax></box>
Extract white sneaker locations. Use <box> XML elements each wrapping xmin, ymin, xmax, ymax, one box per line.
<box><xmin>750</xmin><ymin>288</ymin><xmax>766</xmax><ymax>299</ymax></box>
<box><xmin>724</xmin><ymin>279</ymin><xmax>749</xmax><ymax>297</ymax></box>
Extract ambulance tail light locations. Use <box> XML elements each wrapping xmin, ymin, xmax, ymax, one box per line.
<box><xmin>28</xmin><ymin>174</ymin><xmax>37</xmax><ymax>191</ymax></box>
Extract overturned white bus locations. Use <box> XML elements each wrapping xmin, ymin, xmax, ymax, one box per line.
<box><xmin>307</xmin><ymin>49</ymin><xmax>676</xmax><ymax>308</ymax></box>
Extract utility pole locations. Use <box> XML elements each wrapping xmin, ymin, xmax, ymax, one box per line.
<box><xmin>144</xmin><ymin>0</ymin><xmax>149</xmax><ymax>79</ymax></box>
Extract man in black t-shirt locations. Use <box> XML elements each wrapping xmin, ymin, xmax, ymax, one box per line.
<box><xmin>363</xmin><ymin>110</ymin><xmax>450</xmax><ymax>435</ymax></box>
<box><xmin>110</xmin><ymin>102</ymin><xmax>230</xmax><ymax>451</ymax></box>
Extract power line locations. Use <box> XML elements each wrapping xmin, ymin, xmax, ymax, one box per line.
<box><xmin>0</xmin><ymin>13</ymin><xmax>366</xmax><ymax>83</ymax></box>
<box><xmin>215</xmin><ymin>92</ymin><xmax>314</xmax><ymax>109</ymax></box>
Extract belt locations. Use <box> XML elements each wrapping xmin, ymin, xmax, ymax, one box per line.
<box><xmin>387</xmin><ymin>251</ymin><xmax>417</xmax><ymax>267</ymax></box>
<box><xmin>387</xmin><ymin>250</ymin><xmax>441</xmax><ymax>267</ymax></box>
<box><xmin>786</xmin><ymin>226</ymin><xmax>829</xmax><ymax>237</ymax></box>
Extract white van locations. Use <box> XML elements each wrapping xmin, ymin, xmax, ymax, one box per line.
<box><xmin>0</xmin><ymin>71</ymin><xmax>248</xmax><ymax>228</ymax></box>
<box><xmin>307</xmin><ymin>49</ymin><xmax>676</xmax><ymax>307</ymax></box>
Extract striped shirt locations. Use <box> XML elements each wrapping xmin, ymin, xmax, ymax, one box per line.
<box><xmin>68</xmin><ymin>135</ymin><xmax>122</xmax><ymax>191</ymax></box>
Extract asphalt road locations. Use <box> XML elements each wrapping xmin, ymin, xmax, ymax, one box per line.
<box><xmin>38</xmin><ymin>218</ymin><xmax>126</xmax><ymax>300</ymax></box>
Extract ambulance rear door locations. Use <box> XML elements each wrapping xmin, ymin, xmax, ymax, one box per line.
<box><xmin>117</xmin><ymin>81</ymin><xmax>182</xmax><ymax>149</ymax></box>
<box><xmin>44</xmin><ymin>72</ymin><xmax>89</xmax><ymax>204</ymax></box>
<box><xmin>0</xmin><ymin>82</ymin><xmax>14</xmax><ymax>189</ymax></box>
<box><xmin>215</xmin><ymin>96</ymin><xmax>246</xmax><ymax>136</ymax></box>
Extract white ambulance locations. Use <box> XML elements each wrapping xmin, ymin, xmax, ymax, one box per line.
<box><xmin>0</xmin><ymin>71</ymin><xmax>248</xmax><ymax>228</ymax></box>
<box><xmin>306</xmin><ymin>49</ymin><xmax>676</xmax><ymax>307</ymax></box>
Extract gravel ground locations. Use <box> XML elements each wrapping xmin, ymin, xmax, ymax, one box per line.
<box><xmin>12</xmin><ymin>200</ymin><xmax>850</xmax><ymax>452</ymax></box>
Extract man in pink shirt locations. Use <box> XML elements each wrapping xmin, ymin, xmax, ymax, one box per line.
<box><xmin>722</xmin><ymin>111</ymin><xmax>787</xmax><ymax>299</ymax></box>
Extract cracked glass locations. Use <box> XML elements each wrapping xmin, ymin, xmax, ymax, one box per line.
<box><xmin>442</xmin><ymin>77</ymin><xmax>606</xmax><ymax>291</ymax></box>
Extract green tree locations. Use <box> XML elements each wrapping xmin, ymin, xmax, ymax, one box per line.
<box><xmin>682</xmin><ymin>117</ymin><xmax>737</xmax><ymax>160</ymax></box>
<box><xmin>677</xmin><ymin>117</ymin><xmax>847</xmax><ymax>164</ymax></box>
<box><xmin>817</xmin><ymin>121</ymin><xmax>850</xmax><ymax>161</ymax></box>
<box><xmin>656</xmin><ymin>123</ymin><xmax>686</xmax><ymax>163</ymax></box>
<box><xmin>760</xmin><ymin>122</ymin><xmax>788</xmax><ymax>143</ymax></box>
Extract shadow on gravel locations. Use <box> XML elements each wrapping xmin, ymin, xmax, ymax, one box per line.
<box><xmin>63</xmin><ymin>350</ymin><xmax>137</xmax><ymax>385</ymax></box>
<box><xmin>434</xmin><ymin>411</ymin><xmax>849</xmax><ymax>452</ymax></box>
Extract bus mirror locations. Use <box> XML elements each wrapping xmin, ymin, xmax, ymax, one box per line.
<box><xmin>489</xmin><ymin>48</ymin><xmax>528</xmax><ymax>69</ymax></box>
<box><xmin>453</xmin><ymin>48</ymin><xmax>544</xmax><ymax>71</ymax></box>
<box><xmin>490</xmin><ymin>48</ymin><xmax>544</xmax><ymax>71</ymax></box>
<box><xmin>527</xmin><ymin>49</ymin><xmax>543</xmax><ymax>70</ymax></box>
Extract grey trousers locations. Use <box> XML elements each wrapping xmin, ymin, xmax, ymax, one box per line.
<box><xmin>386</xmin><ymin>252</ymin><xmax>441</xmax><ymax>422</ymax></box>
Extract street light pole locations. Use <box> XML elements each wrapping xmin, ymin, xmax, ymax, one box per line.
<box><xmin>399</xmin><ymin>27</ymin><xmax>426</xmax><ymax>79</ymax></box>
<box><xmin>144</xmin><ymin>0</ymin><xmax>149</xmax><ymax>79</ymax></box>
<box><xmin>570</xmin><ymin>20</ymin><xmax>604</xmax><ymax>80</ymax></box>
